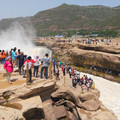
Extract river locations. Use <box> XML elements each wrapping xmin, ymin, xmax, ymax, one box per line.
<box><xmin>80</xmin><ymin>72</ymin><xmax>120</xmax><ymax>120</ymax></box>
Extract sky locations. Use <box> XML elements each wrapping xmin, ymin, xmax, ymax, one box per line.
<box><xmin>0</xmin><ymin>0</ymin><xmax>120</xmax><ymax>20</ymax></box>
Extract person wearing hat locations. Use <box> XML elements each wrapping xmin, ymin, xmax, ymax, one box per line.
<box><xmin>4</xmin><ymin>56</ymin><xmax>13</xmax><ymax>84</ymax></box>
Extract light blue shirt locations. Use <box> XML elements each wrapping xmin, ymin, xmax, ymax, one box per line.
<box><xmin>12</xmin><ymin>51</ymin><xmax>17</xmax><ymax>60</ymax></box>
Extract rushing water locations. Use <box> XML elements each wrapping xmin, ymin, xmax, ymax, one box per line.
<box><xmin>31</xmin><ymin>46</ymin><xmax>52</xmax><ymax>58</ymax></box>
<box><xmin>0</xmin><ymin>22</ymin><xmax>52</xmax><ymax>58</ymax></box>
<box><xmin>80</xmin><ymin>72</ymin><xmax>120</xmax><ymax>120</ymax></box>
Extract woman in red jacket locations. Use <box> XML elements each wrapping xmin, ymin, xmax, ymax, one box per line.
<box><xmin>4</xmin><ymin>56</ymin><xmax>13</xmax><ymax>84</ymax></box>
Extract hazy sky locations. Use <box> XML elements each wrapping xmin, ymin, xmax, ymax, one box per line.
<box><xmin>0</xmin><ymin>0</ymin><xmax>120</xmax><ymax>20</ymax></box>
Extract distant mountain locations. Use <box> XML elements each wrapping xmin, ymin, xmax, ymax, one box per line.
<box><xmin>0</xmin><ymin>4</ymin><xmax>120</xmax><ymax>36</ymax></box>
<box><xmin>114</xmin><ymin>5</ymin><xmax>120</xmax><ymax>9</ymax></box>
<box><xmin>102</xmin><ymin>13</ymin><xmax>120</xmax><ymax>29</ymax></box>
<box><xmin>0</xmin><ymin>17</ymin><xmax>31</xmax><ymax>30</ymax></box>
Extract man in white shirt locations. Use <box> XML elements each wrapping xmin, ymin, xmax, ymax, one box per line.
<box><xmin>33</xmin><ymin>55</ymin><xmax>40</xmax><ymax>77</ymax></box>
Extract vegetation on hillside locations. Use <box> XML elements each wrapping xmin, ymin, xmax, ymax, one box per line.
<box><xmin>0</xmin><ymin>4</ymin><xmax>120</xmax><ymax>37</ymax></box>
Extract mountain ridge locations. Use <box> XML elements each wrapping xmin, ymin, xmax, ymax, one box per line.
<box><xmin>0</xmin><ymin>4</ymin><xmax>120</xmax><ymax>36</ymax></box>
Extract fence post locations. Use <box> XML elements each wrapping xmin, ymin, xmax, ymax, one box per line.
<box><xmin>64</xmin><ymin>76</ymin><xmax>66</xmax><ymax>84</ymax></box>
<box><xmin>39</xmin><ymin>64</ymin><xmax>42</xmax><ymax>77</ymax></box>
<box><xmin>26</xmin><ymin>63</ymin><xmax>29</xmax><ymax>85</ymax></box>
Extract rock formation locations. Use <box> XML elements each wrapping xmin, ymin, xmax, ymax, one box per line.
<box><xmin>51</xmin><ymin>84</ymin><xmax>101</xmax><ymax>111</ymax></box>
<box><xmin>35</xmin><ymin>40</ymin><xmax>120</xmax><ymax>83</ymax></box>
<box><xmin>0</xmin><ymin>79</ymin><xmax>117</xmax><ymax>120</ymax></box>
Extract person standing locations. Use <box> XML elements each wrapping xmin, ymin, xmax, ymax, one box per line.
<box><xmin>16</xmin><ymin>49</ymin><xmax>21</xmax><ymax>67</ymax></box>
<box><xmin>69</xmin><ymin>68</ymin><xmax>72</xmax><ymax>78</ymax></box>
<box><xmin>24</xmin><ymin>56</ymin><xmax>35</xmax><ymax>84</ymax></box>
<box><xmin>33</xmin><ymin>55</ymin><xmax>40</xmax><ymax>77</ymax></box>
<box><xmin>1</xmin><ymin>50</ymin><xmax>7</xmax><ymax>65</ymax></box>
<box><xmin>56</xmin><ymin>62</ymin><xmax>58</xmax><ymax>68</ymax></box>
<box><xmin>72</xmin><ymin>69</ymin><xmax>74</xmax><ymax>76</ymax></box>
<box><xmin>62</xmin><ymin>64</ymin><xmax>65</xmax><ymax>76</ymax></box>
<box><xmin>0</xmin><ymin>50</ymin><xmax>1</xmax><ymax>64</ymax></box>
<box><xmin>17</xmin><ymin>52</ymin><xmax>25</xmax><ymax>75</ymax></box>
<box><xmin>12</xmin><ymin>47</ymin><xmax>17</xmax><ymax>67</ymax></box>
<box><xmin>40</xmin><ymin>53</ymin><xmax>50</xmax><ymax>79</ymax></box>
<box><xmin>4</xmin><ymin>56</ymin><xmax>13</xmax><ymax>84</ymax></box>
<box><xmin>59</xmin><ymin>61</ymin><xmax>62</xmax><ymax>68</ymax></box>
<box><xmin>72</xmin><ymin>76</ymin><xmax>77</xmax><ymax>88</ymax></box>
<box><xmin>56</xmin><ymin>68</ymin><xmax>60</xmax><ymax>80</ymax></box>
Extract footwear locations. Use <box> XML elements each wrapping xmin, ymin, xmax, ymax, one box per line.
<box><xmin>30</xmin><ymin>81</ymin><xmax>33</xmax><ymax>84</ymax></box>
<box><xmin>8</xmin><ymin>81</ymin><xmax>12</xmax><ymax>84</ymax></box>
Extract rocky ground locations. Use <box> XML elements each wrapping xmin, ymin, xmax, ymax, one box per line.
<box><xmin>0</xmin><ymin>65</ymin><xmax>117</xmax><ymax>120</ymax></box>
<box><xmin>35</xmin><ymin>38</ymin><xmax>120</xmax><ymax>83</ymax></box>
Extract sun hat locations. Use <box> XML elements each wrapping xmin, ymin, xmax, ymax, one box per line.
<box><xmin>7</xmin><ymin>56</ymin><xmax>12</xmax><ymax>60</ymax></box>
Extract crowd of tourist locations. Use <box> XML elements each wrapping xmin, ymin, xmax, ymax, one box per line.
<box><xmin>52</xmin><ymin>60</ymin><xmax>95</xmax><ymax>92</ymax></box>
<box><xmin>76</xmin><ymin>38</ymin><xmax>112</xmax><ymax>45</ymax></box>
<box><xmin>55</xmin><ymin>38</ymin><xmax>114</xmax><ymax>45</ymax></box>
<box><xmin>0</xmin><ymin>47</ymin><xmax>50</xmax><ymax>84</ymax></box>
<box><xmin>0</xmin><ymin>47</ymin><xmax>95</xmax><ymax>92</ymax></box>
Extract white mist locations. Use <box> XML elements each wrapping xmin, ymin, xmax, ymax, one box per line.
<box><xmin>0</xmin><ymin>21</ymin><xmax>52</xmax><ymax>58</ymax></box>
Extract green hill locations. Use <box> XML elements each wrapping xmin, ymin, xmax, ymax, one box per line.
<box><xmin>102</xmin><ymin>13</ymin><xmax>120</xmax><ymax>29</ymax></box>
<box><xmin>0</xmin><ymin>4</ymin><xmax>120</xmax><ymax>36</ymax></box>
<box><xmin>32</xmin><ymin>4</ymin><xmax>120</xmax><ymax>36</ymax></box>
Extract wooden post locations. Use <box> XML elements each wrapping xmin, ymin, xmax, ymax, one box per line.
<box><xmin>39</xmin><ymin>64</ymin><xmax>42</xmax><ymax>75</ymax></box>
<box><xmin>26</xmin><ymin>63</ymin><xmax>29</xmax><ymax>85</ymax></box>
<box><xmin>49</xmin><ymin>58</ymin><xmax>52</xmax><ymax>79</ymax></box>
<box><xmin>64</xmin><ymin>76</ymin><xmax>66</xmax><ymax>84</ymax></box>
<box><xmin>81</xmin><ymin>85</ymin><xmax>84</xmax><ymax>94</ymax></box>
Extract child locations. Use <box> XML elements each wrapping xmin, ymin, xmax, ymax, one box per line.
<box><xmin>4</xmin><ymin>56</ymin><xmax>13</xmax><ymax>84</ymax></box>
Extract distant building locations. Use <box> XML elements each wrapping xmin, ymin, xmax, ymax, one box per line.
<box><xmin>55</xmin><ymin>35</ymin><xmax>63</xmax><ymax>37</ymax></box>
<box><xmin>72</xmin><ymin>35</ymin><xmax>83</xmax><ymax>38</ymax></box>
<box><xmin>90</xmin><ymin>34</ymin><xmax>98</xmax><ymax>37</ymax></box>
